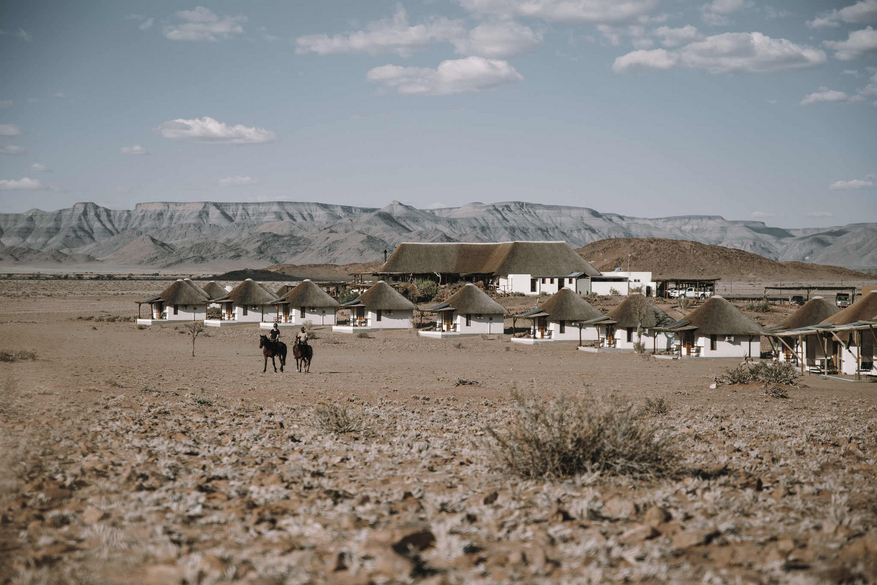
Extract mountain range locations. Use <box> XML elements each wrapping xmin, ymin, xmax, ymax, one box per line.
<box><xmin>0</xmin><ymin>200</ymin><xmax>873</xmax><ymax>270</ymax></box>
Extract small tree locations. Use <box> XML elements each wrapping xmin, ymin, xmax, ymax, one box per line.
<box><xmin>626</xmin><ymin>294</ymin><xmax>651</xmax><ymax>343</ymax></box>
<box><xmin>678</xmin><ymin>297</ymin><xmax>691</xmax><ymax>312</ymax></box>
<box><xmin>184</xmin><ymin>322</ymin><xmax>204</xmax><ymax>357</ymax></box>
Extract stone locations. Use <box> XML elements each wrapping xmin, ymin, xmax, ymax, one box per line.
<box><xmin>620</xmin><ymin>524</ymin><xmax>660</xmax><ymax>544</ymax></box>
<box><xmin>392</xmin><ymin>530</ymin><xmax>436</xmax><ymax>556</ymax></box>
<box><xmin>549</xmin><ymin>504</ymin><xmax>573</xmax><ymax>523</ymax></box>
<box><xmin>82</xmin><ymin>507</ymin><xmax>107</xmax><ymax>524</ymax></box>
<box><xmin>673</xmin><ymin>529</ymin><xmax>718</xmax><ymax>550</ymax></box>
<box><xmin>602</xmin><ymin>497</ymin><xmax>638</xmax><ymax>519</ymax></box>
<box><xmin>200</xmin><ymin>554</ymin><xmax>227</xmax><ymax>574</ymax></box>
<box><xmin>483</xmin><ymin>491</ymin><xmax>499</xmax><ymax>505</ymax></box>
<box><xmin>645</xmin><ymin>506</ymin><xmax>671</xmax><ymax>525</ymax></box>
<box><xmin>146</xmin><ymin>565</ymin><xmax>186</xmax><ymax>585</ymax></box>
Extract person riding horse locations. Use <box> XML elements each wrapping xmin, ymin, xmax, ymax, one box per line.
<box><xmin>269</xmin><ymin>323</ymin><xmax>281</xmax><ymax>345</ymax></box>
<box><xmin>295</xmin><ymin>326</ymin><xmax>308</xmax><ymax>347</ymax></box>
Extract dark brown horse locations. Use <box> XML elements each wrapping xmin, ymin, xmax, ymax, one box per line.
<box><xmin>293</xmin><ymin>339</ymin><xmax>312</xmax><ymax>373</ymax></box>
<box><xmin>259</xmin><ymin>335</ymin><xmax>287</xmax><ymax>373</ymax></box>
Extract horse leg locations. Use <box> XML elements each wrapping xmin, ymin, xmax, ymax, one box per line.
<box><xmin>272</xmin><ymin>355</ymin><xmax>277</xmax><ymax>373</ymax></box>
<box><xmin>263</xmin><ymin>355</ymin><xmax>267</xmax><ymax>373</ymax></box>
<box><xmin>279</xmin><ymin>353</ymin><xmax>284</xmax><ymax>372</ymax></box>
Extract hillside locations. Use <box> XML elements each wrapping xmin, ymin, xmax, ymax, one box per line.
<box><xmin>0</xmin><ymin>200</ymin><xmax>874</xmax><ymax>269</ymax></box>
<box><xmin>578</xmin><ymin>238</ymin><xmax>872</xmax><ymax>282</ymax></box>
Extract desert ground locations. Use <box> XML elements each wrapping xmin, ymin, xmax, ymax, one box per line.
<box><xmin>1</xmin><ymin>279</ymin><xmax>876</xmax><ymax>584</ymax></box>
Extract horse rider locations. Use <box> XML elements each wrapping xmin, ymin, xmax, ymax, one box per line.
<box><xmin>296</xmin><ymin>326</ymin><xmax>309</xmax><ymax>346</ymax></box>
<box><xmin>269</xmin><ymin>323</ymin><xmax>281</xmax><ymax>345</ymax></box>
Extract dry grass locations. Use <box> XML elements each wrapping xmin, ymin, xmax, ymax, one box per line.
<box><xmin>487</xmin><ymin>390</ymin><xmax>676</xmax><ymax>479</ymax></box>
<box><xmin>314</xmin><ymin>403</ymin><xmax>364</xmax><ymax>433</ymax></box>
<box><xmin>717</xmin><ymin>360</ymin><xmax>799</xmax><ymax>386</ymax></box>
<box><xmin>0</xmin><ymin>350</ymin><xmax>38</xmax><ymax>362</ymax></box>
<box><xmin>641</xmin><ymin>396</ymin><xmax>670</xmax><ymax>416</ymax></box>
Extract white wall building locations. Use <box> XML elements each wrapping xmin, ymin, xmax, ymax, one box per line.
<box><xmin>514</xmin><ymin>288</ymin><xmax>602</xmax><ymax>344</ymax></box>
<box><xmin>333</xmin><ymin>281</ymin><xmax>416</xmax><ymax>333</ymax></box>
<box><xmin>136</xmin><ymin>279</ymin><xmax>210</xmax><ymax>325</ymax></box>
<box><xmin>421</xmin><ymin>283</ymin><xmax>508</xmax><ymax>338</ymax></box>
<box><xmin>657</xmin><ymin>296</ymin><xmax>761</xmax><ymax>358</ymax></box>
<box><xmin>205</xmin><ymin>279</ymin><xmax>278</xmax><ymax>327</ymax></box>
<box><xmin>266</xmin><ymin>279</ymin><xmax>339</xmax><ymax>329</ymax></box>
<box><xmin>588</xmin><ymin>271</ymin><xmax>656</xmax><ymax>297</ymax></box>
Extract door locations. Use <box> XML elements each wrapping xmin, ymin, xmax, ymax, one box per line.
<box><xmin>538</xmin><ymin>317</ymin><xmax>547</xmax><ymax>339</ymax></box>
<box><xmin>283</xmin><ymin>304</ymin><xmax>289</xmax><ymax>322</ymax></box>
<box><xmin>683</xmin><ymin>332</ymin><xmax>694</xmax><ymax>355</ymax></box>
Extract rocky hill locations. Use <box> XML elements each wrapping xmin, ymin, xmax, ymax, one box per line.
<box><xmin>0</xmin><ymin>200</ymin><xmax>873</xmax><ymax>269</ymax></box>
<box><xmin>578</xmin><ymin>238</ymin><xmax>872</xmax><ymax>282</ymax></box>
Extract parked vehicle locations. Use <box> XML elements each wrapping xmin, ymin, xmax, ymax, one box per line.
<box><xmin>836</xmin><ymin>293</ymin><xmax>851</xmax><ymax>308</ymax></box>
<box><xmin>790</xmin><ymin>295</ymin><xmax>806</xmax><ymax>306</ymax></box>
<box><xmin>668</xmin><ymin>287</ymin><xmax>712</xmax><ymax>299</ymax></box>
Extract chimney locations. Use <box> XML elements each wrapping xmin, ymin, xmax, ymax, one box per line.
<box><xmin>383</xmin><ymin>249</ymin><xmax>388</xmax><ymax>262</ymax></box>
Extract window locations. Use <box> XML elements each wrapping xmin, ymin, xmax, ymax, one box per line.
<box><xmin>242</xmin><ymin>306</ymin><xmax>247</xmax><ymax>316</ymax></box>
<box><xmin>541</xmin><ymin>278</ymin><xmax>546</xmax><ymax>284</ymax></box>
<box><xmin>476</xmin><ymin>314</ymin><xmax>482</xmax><ymax>319</ymax></box>
<box><xmin>531</xmin><ymin>279</ymin><xmax>537</xmax><ymax>292</ymax></box>
<box><xmin>466</xmin><ymin>314</ymin><xmax>472</xmax><ymax>327</ymax></box>
<box><xmin>549</xmin><ymin>278</ymin><xmax>554</xmax><ymax>284</ymax></box>
<box><xmin>300</xmin><ymin>308</ymin><xmax>305</xmax><ymax>318</ymax></box>
<box><xmin>376</xmin><ymin>310</ymin><xmax>382</xmax><ymax>322</ymax></box>
<box><xmin>559</xmin><ymin>320</ymin><xmax>565</xmax><ymax>334</ymax></box>
<box><xmin>173</xmin><ymin>305</ymin><xmax>179</xmax><ymax>315</ymax></box>
<box><xmin>627</xmin><ymin>328</ymin><xmax>633</xmax><ymax>342</ymax></box>
<box><xmin>710</xmin><ymin>334</ymin><xmax>717</xmax><ymax>351</ymax></box>
<box><xmin>387</xmin><ymin>310</ymin><xmax>393</xmax><ymax>316</ymax></box>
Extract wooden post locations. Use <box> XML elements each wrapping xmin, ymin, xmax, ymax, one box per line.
<box><xmin>800</xmin><ymin>335</ymin><xmax>805</xmax><ymax>376</ymax></box>
<box><xmin>578</xmin><ymin>324</ymin><xmax>582</xmax><ymax>347</ymax></box>
<box><xmin>138</xmin><ymin>304</ymin><xmax>141</xmax><ymax>320</ymax></box>
<box><xmin>823</xmin><ymin>335</ymin><xmax>828</xmax><ymax>375</ymax></box>
<box><xmin>856</xmin><ymin>329</ymin><xmax>861</xmax><ymax>381</ymax></box>
<box><xmin>653</xmin><ymin>330</ymin><xmax>656</xmax><ymax>354</ymax></box>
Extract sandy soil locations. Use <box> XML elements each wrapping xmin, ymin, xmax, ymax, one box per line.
<box><xmin>1</xmin><ymin>280</ymin><xmax>875</xmax><ymax>584</ymax></box>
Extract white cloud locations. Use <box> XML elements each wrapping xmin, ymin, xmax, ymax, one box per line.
<box><xmin>140</xmin><ymin>18</ymin><xmax>154</xmax><ymax>31</ymax></box>
<box><xmin>296</xmin><ymin>7</ymin><xmax>465</xmax><ymax>57</ymax></box>
<box><xmin>0</xmin><ymin>124</ymin><xmax>21</xmax><ymax>136</ymax></box>
<box><xmin>121</xmin><ymin>145</ymin><xmax>149</xmax><ymax>155</ymax></box>
<box><xmin>750</xmin><ymin>210</ymin><xmax>774</xmax><ymax>218</ymax></box>
<box><xmin>808</xmin><ymin>1</ymin><xmax>877</xmax><ymax>29</ymax></box>
<box><xmin>163</xmin><ymin>6</ymin><xmax>246</xmax><ymax>42</ymax></box>
<box><xmin>157</xmin><ymin>117</ymin><xmax>278</xmax><ymax>144</ymax></box>
<box><xmin>613</xmin><ymin>32</ymin><xmax>827</xmax><ymax>74</ymax></box>
<box><xmin>700</xmin><ymin>0</ymin><xmax>752</xmax><ymax>26</ymax></box>
<box><xmin>457</xmin><ymin>0</ymin><xmax>659</xmax><ymax>24</ymax></box>
<box><xmin>367</xmin><ymin>56</ymin><xmax>523</xmax><ymax>96</ymax></box>
<box><xmin>800</xmin><ymin>87</ymin><xmax>855</xmax><ymax>105</ymax></box>
<box><xmin>842</xmin><ymin>69</ymin><xmax>860</xmax><ymax>76</ymax></box>
<box><xmin>824</xmin><ymin>27</ymin><xmax>877</xmax><ymax>60</ymax></box>
<box><xmin>0</xmin><ymin>177</ymin><xmax>45</xmax><ymax>190</ymax></box>
<box><xmin>259</xmin><ymin>27</ymin><xmax>279</xmax><ymax>42</ymax></box>
<box><xmin>0</xmin><ymin>28</ymin><xmax>32</xmax><ymax>41</ymax></box>
<box><xmin>30</xmin><ymin>163</ymin><xmax>50</xmax><ymax>172</ymax></box>
<box><xmin>218</xmin><ymin>175</ymin><xmax>258</xmax><ymax>187</ymax></box>
<box><xmin>0</xmin><ymin>100</ymin><xmax>12</xmax><ymax>109</ymax></box>
<box><xmin>597</xmin><ymin>24</ymin><xmax>652</xmax><ymax>48</ymax></box>
<box><xmin>829</xmin><ymin>174</ymin><xmax>876</xmax><ymax>190</ymax></box>
<box><xmin>652</xmin><ymin>25</ymin><xmax>702</xmax><ymax>47</ymax></box>
<box><xmin>858</xmin><ymin>71</ymin><xmax>877</xmax><ymax>96</ymax></box>
<box><xmin>452</xmin><ymin>20</ymin><xmax>543</xmax><ymax>58</ymax></box>
<box><xmin>805</xmin><ymin>211</ymin><xmax>833</xmax><ymax>217</ymax></box>
<box><xmin>0</xmin><ymin>145</ymin><xmax>26</xmax><ymax>155</ymax></box>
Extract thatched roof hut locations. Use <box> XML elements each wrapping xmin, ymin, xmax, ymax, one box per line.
<box><xmin>217</xmin><ymin>279</ymin><xmax>277</xmax><ymax>306</ymax></box>
<box><xmin>778</xmin><ymin>297</ymin><xmax>840</xmax><ymax>330</ymax></box>
<box><xmin>274</xmin><ymin>284</ymin><xmax>297</xmax><ymax>297</ymax></box>
<box><xmin>202</xmin><ymin>281</ymin><xmax>227</xmax><ymax>300</ymax></box>
<box><xmin>380</xmin><ymin>242</ymin><xmax>599</xmax><ymax>277</ymax></box>
<box><xmin>276</xmin><ymin>280</ymin><xmax>339</xmax><ymax>308</ymax></box>
<box><xmin>607</xmin><ymin>295</ymin><xmax>675</xmax><ymax>329</ymax></box>
<box><xmin>157</xmin><ymin>280</ymin><xmax>211</xmax><ymax>305</ymax></box>
<box><xmin>536</xmin><ymin>288</ymin><xmax>602</xmax><ymax>322</ymax></box>
<box><xmin>821</xmin><ymin>291</ymin><xmax>877</xmax><ymax>325</ymax></box>
<box><xmin>351</xmin><ymin>281</ymin><xmax>417</xmax><ymax>312</ymax></box>
<box><xmin>666</xmin><ymin>296</ymin><xmax>762</xmax><ymax>336</ymax></box>
<box><xmin>429</xmin><ymin>283</ymin><xmax>508</xmax><ymax>315</ymax></box>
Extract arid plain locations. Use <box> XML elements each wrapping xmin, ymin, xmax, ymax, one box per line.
<box><xmin>1</xmin><ymin>279</ymin><xmax>876</xmax><ymax>584</ymax></box>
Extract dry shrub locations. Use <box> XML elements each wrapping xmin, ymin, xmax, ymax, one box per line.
<box><xmin>487</xmin><ymin>390</ymin><xmax>675</xmax><ymax>479</ymax></box>
<box><xmin>315</xmin><ymin>404</ymin><xmax>364</xmax><ymax>434</ymax></box>
<box><xmin>717</xmin><ymin>361</ymin><xmax>799</xmax><ymax>386</ymax></box>
<box><xmin>745</xmin><ymin>300</ymin><xmax>771</xmax><ymax>313</ymax></box>
<box><xmin>0</xmin><ymin>350</ymin><xmax>38</xmax><ymax>362</ymax></box>
<box><xmin>455</xmin><ymin>379</ymin><xmax>481</xmax><ymax>387</ymax></box>
<box><xmin>641</xmin><ymin>396</ymin><xmax>670</xmax><ymax>416</ymax></box>
<box><xmin>764</xmin><ymin>385</ymin><xmax>789</xmax><ymax>399</ymax></box>
<box><xmin>356</xmin><ymin>331</ymin><xmax>371</xmax><ymax>339</ymax></box>
<box><xmin>633</xmin><ymin>341</ymin><xmax>647</xmax><ymax>354</ymax></box>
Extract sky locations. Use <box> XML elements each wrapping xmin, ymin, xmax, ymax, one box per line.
<box><xmin>0</xmin><ymin>0</ymin><xmax>875</xmax><ymax>228</ymax></box>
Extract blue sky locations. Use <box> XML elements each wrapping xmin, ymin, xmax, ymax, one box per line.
<box><xmin>0</xmin><ymin>0</ymin><xmax>875</xmax><ymax>228</ymax></box>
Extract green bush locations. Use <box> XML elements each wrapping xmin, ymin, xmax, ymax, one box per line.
<box><xmin>414</xmin><ymin>279</ymin><xmax>439</xmax><ymax>300</ymax></box>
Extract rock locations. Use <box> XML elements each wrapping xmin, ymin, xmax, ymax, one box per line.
<box><xmin>373</xmin><ymin>551</ymin><xmax>415</xmax><ymax>580</ymax></box>
<box><xmin>549</xmin><ymin>504</ymin><xmax>573</xmax><ymax>523</ymax></box>
<box><xmin>82</xmin><ymin>507</ymin><xmax>107</xmax><ymax>524</ymax></box>
<box><xmin>736</xmin><ymin>471</ymin><xmax>763</xmax><ymax>491</ymax></box>
<box><xmin>645</xmin><ymin>506</ymin><xmax>671</xmax><ymax>525</ymax></box>
<box><xmin>146</xmin><ymin>565</ymin><xmax>186</xmax><ymax>585</ymax></box>
<box><xmin>200</xmin><ymin>554</ymin><xmax>227</xmax><ymax>574</ymax></box>
<box><xmin>673</xmin><ymin>529</ymin><xmax>718</xmax><ymax>550</ymax></box>
<box><xmin>620</xmin><ymin>524</ymin><xmax>660</xmax><ymax>544</ymax></box>
<box><xmin>508</xmin><ymin>550</ymin><xmax>527</xmax><ymax>565</ymax></box>
<box><xmin>44</xmin><ymin>487</ymin><xmax>72</xmax><ymax>501</ymax></box>
<box><xmin>483</xmin><ymin>491</ymin><xmax>499</xmax><ymax>505</ymax></box>
<box><xmin>602</xmin><ymin>497</ymin><xmax>638</xmax><ymax>519</ymax></box>
<box><xmin>392</xmin><ymin>530</ymin><xmax>436</xmax><ymax>556</ymax></box>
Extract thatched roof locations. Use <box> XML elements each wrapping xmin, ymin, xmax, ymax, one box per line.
<box><xmin>279</xmin><ymin>280</ymin><xmax>339</xmax><ymax>308</ymax></box>
<box><xmin>822</xmin><ymin>291</ymin><xmax>877</xmax><ymax>325</ymax></box>
<box><xmin>444</xmin><ymin>284</ymin><xmax>508</xmax><ymax>315</ymax></box>
<box><xmin>380</xmin><ymin>242</ymin><xmax>600</xmax><ymax>277</ymax></box>
<box><xmin>222</xmin><ymin>279</ymin><xmax>277</xmax><ymax>306</ymax></box>
<box><xmin>357</xmin><ymin>281</ymin><xmax>417</xmax><ymax>311</ymax></box>
<box><xmin>275</xmin><ymin>284</ymin><xmax>296</xmax><ymax>297</ymax></box>
<box><xmin>202</xmin><ymin>281</ymin><xmax>227</xmax><ymax>300</ymax></box>
<box><xmin>537</xmin><ymin>288</ymin><xmax>602</xmax><ymax>322</ymax></box>
<box><xmin>158</xmin><ymin>280</ymin><xmax>210</xmax><ymax>305</ymax></box>
<box><xmin>779</xmin><ymin>297</ymin><xmax>840</xmax><ymax>330</ymax></box>
<box><xmin>674</xmin><ymin>296</ymin><xmax>762</xmax><ymax>336</ymax></box>
<box><xmin>406</xmin><ymin>282</ymin><xmax>421</xmax><ymax>299</ymax></box>
<box><xmin>607</xmin><ymin>295</ymin><xmax>675</xmax><ymax>328</ymax></box>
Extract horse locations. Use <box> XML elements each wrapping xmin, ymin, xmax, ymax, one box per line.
<box><xmin>259</xmin><ymin>335</ymin><xmax>287</xmax><ymax>373</ymax></box>
<box><xmin>293</xmin><ymin>339</ymin><xmax>313</xmax><ymax>373</ymax></box>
